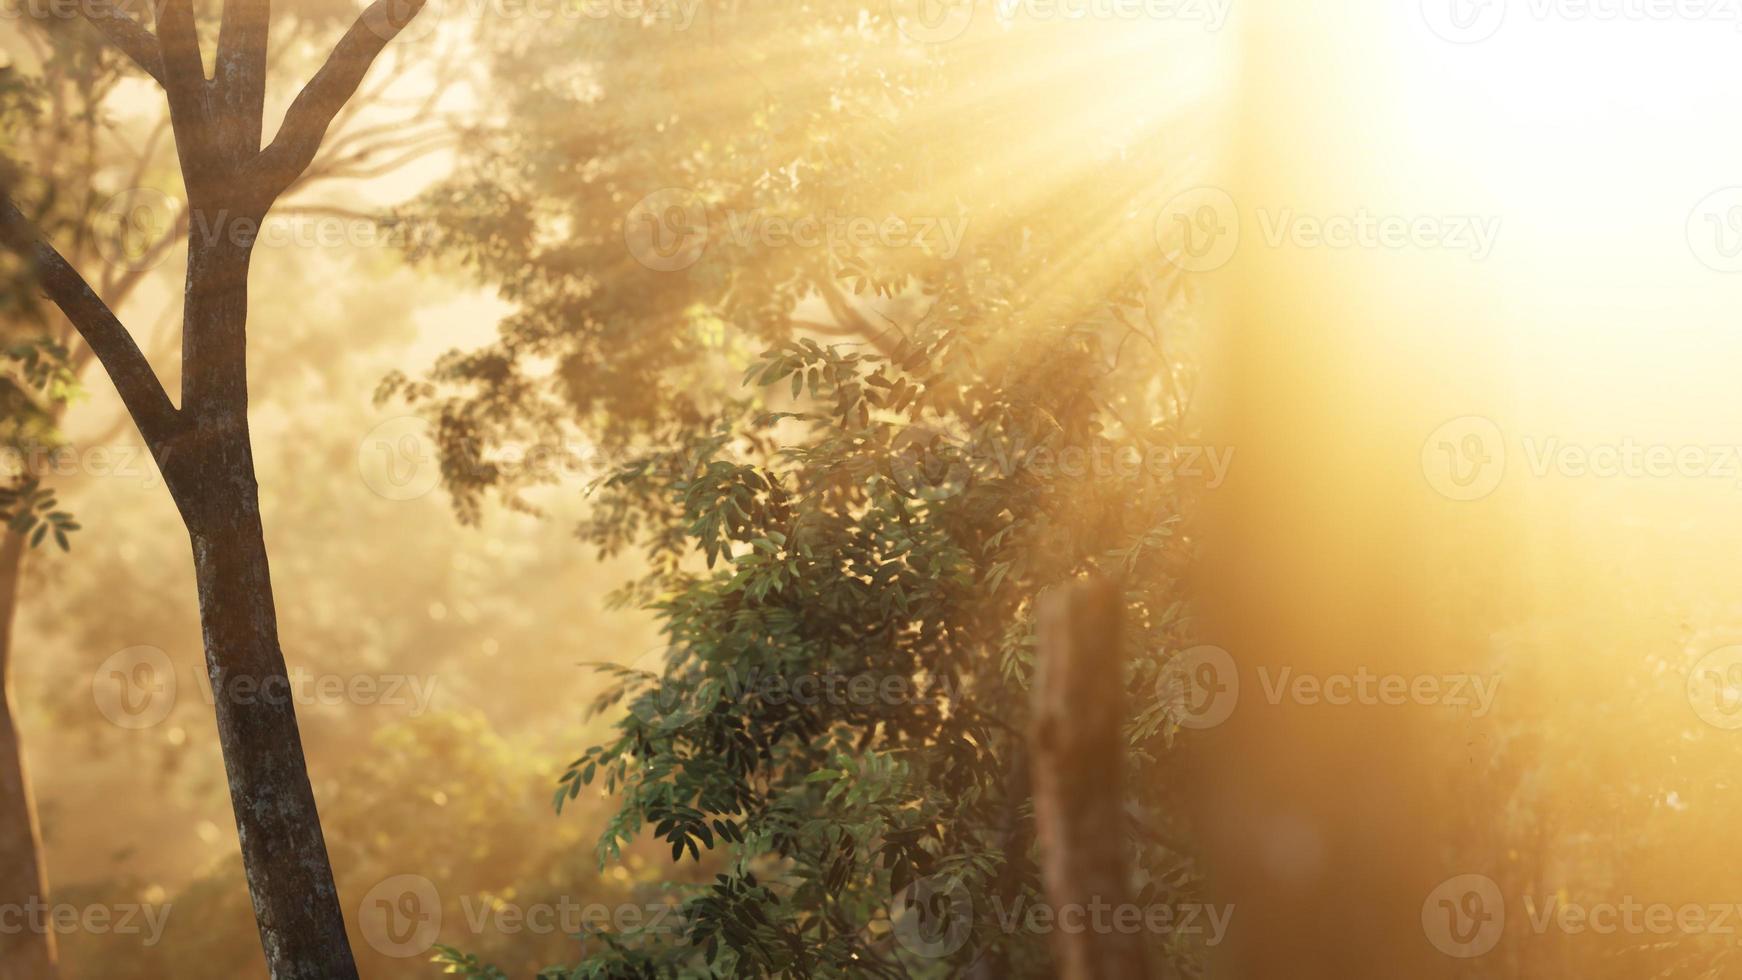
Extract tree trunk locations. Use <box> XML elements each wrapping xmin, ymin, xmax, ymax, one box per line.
<box><xmin>0</xmin><ymin>531</ymin><xmax>57</xmax><ymax>980</ymax></box>
<box><xmin>165</xmin><ymin>237</ymin><xmax>358</xmax><ymax>980</ymax></box>
<box><xmin>1030</xmin><ymin>579</ymin><xmax>1148</xmax><ymax>980</ymax></box>
<box><xmin>4</xmin><ymin>4</ymin><xmax>427</xmax><ymax>971</ymax></box>
<box><xmin>185</xmin><ymin>480</ymin><xmax>357</xmax><ymax>980</ymax></box>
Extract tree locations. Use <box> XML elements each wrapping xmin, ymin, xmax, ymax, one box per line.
<box><xmin>0</xmin><ymin>0</ymin><xmax>430</xmax><ymax>974</ymax></box>
<box><xmin>389</xmin><ymin>7</ymin><xmax>1220</xmax><ymax>976</ymax></box>
<box><xmin>16</xmin><ymin>239</ymin><xmax>661</xmax><ymax>977</ymax></box>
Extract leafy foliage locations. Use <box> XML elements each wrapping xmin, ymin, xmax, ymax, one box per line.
<box><xmin>391</xmin><ymin>4</ymin><xmax>1223</xmax><ymax>977</ymax></box>
<box><xmin>0</xmin><ymin>339</ymin><xmax>81</xmax><ymax>550</ymax></box>
<box><xmin>527</xmin><ymin>305</ymin><xmax>1207</xmax><ymax>976</ymax></box>
<box><xmin>0</xmin><ymin>476</ymin><xmax>77</xmax><ymax>551</ymax></box>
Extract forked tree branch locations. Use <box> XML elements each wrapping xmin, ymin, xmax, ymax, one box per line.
<box><xmin>0</xmin><ymin>198</ymin><xmax>180</xmax><ymax>450</ymax></box>
<box><xmin>250</xmin><ymin>0</ymin><xmax>431</xmax><ymax>200</ymax></box>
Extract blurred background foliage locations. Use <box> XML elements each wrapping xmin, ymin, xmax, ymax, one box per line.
<box><xmin>32</xmin><ymin>3</ymin><xmax>1734</xmax><ymax>980</ymax></box>
<box><xmin>5</xmin><ymin>1</ymin><xmax>1742</xmax><ymax>978</ymax></box>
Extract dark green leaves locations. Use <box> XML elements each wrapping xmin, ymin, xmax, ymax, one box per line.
<box><xmin>0</xmin><ymin>477</ymin><xmax>78</xmax><ymax>551</ymax></box>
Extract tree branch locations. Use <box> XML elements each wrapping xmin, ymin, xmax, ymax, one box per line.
<box><xmin>0</xmin><ymin>198</ymin><xmax>181</xmax><ymax>451</ymax></box>
<box><xmin>152</xmin><ymin>0</ymin><xmax>215</xmax><ymax>177</ymax></box>
<box><xmin>790</xmin><ymin>318</ymin><xmax>900</xmax><ymax>357</ymax></box>
<box><xmin>815</xmin><ymin>278</ymin><xmax>906</xmax><ymax>355</ymax></box>
<box><xmin>152</xmin><ymin>0</ymin><xmax>207</xmax><ymax>91</ymax></box>
<box><xmin>79</xmin><ymin>6</ymin><xmax>167</xmax><ymax>84</ymax></box>
<box><xmin>214</xmin><ymin>0</ymin><xmax>272</xmax><ymax>161</ymax></box>
<box><xmin>250</xmin><ymin>0</ymin><xmax>429</xmax><ymax>200</ymax></box>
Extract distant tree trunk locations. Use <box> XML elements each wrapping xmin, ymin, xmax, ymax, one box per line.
<box><xmin>0</xmin><ymin>531</ymin><xmax>57</xmax><ymax>980</ymax></box>
<box><xmin>1030</xmin><ymin>579</ymin><xmax>1149</xmax><ymax>980</ymax></box>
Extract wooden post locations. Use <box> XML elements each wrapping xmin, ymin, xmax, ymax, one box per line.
<box><xmin>1030</xmin><ymin>579</ymin><xmax>1149</xmax><ymax>980</ymax></box>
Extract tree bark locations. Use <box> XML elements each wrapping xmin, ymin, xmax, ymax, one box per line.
<box><xmin>162</xmin><ymin>237</ymin><xmax>359</xmax><ymax>980</ymax></box>
<box><xmin>0</xmin><ymin>531</ymin><xmax>57</xmax><ymax>980</ymax></box>
<box><xmin>184</xmin><ymin>479</ymin><xmax>357</xmax><ymax>980</ymax></box>
<box><xmin>1030</xmin><ymin>579</ymin><xmax>1149</xmax><ymax>980</ymax></box>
